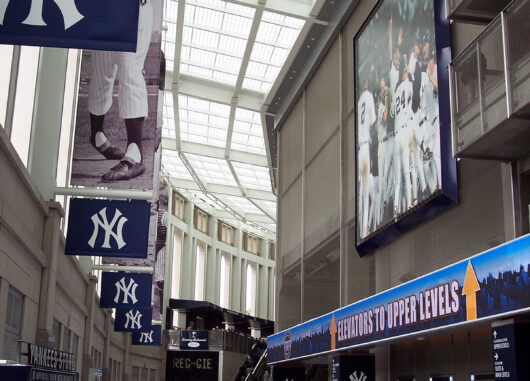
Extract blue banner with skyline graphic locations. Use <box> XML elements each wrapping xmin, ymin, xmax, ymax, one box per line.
<box><xmin>268</xmin><ymin>234</ymin><xmax>530</xmax><ymax>364</ymax></box>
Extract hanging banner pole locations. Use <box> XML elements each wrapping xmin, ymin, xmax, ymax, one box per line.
<box><xmin>91</xmin><ymin>265</ymin><xmax>153</xmax><ymax>274</ymax></box>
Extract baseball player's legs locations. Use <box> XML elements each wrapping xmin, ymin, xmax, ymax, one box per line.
<box><xmin>117</xmin><ymin>2</ymin><xmax>153</xmax><ymax>120</ymax></box>
<box><xmin>421</xmin><ymin>121</ymin><xmax>436</xmax><ymax>193</ymax></box>
<box><xmin>377</xmin><ymin>139</ymin><xmax>387</xmax><ymax>225</ymax></box>
<box><xmin>102</xmin><ymin>2</ymin><xmax>153</xmax><ymax>181</ymax></box>
<box><xmin>87</xmin><ymin>51</ymin><xmax>124</xmax><ymax>160</ymax></box>
<box><xmin>409</xmin><ymin>121</ymin><xmax>426</xmax><ymax>204</ymax></box>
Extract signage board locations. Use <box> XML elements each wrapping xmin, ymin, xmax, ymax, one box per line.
<box><xmin>179</xmin><ymin>331</ymin><xmax>209</xmax><ymax>350</ymax></box>
<box><xmin>114</xmin><ymin>307</ymin><xmax>152</xmax><ymax>332</ymax></box>
<box><xmin>30</xmin><ymin>368</ymin><xmax>78</xmax><ymax>381</ymax></box>
<box><xmin>132</xmin><ymin>325</ymin><xmax>161</xmax><ymax>346</ymax></box>
<box><xmin>0</xmin><ymin>0</ymin><xmax>140</xmax><ymax>51</ymax></box>
<box><xmin>27</xmin><ymin>343</ymin><xmax>76</xmax><ymax>372</ymax></box>
<box><xmin>332</xmin><ymin>355</ymin><xmax>375</xmax><ymax>381</ymax></box>
<box><xmin>100</xmin><ymin>272</ymin><xmax>152</xmax><ymax>308</ymax></box>
<box><xmin>166</xmin><ymin>351</ymin><xmax>219</xmax><ymax>381</ymax></box>
<box><xmin>271</xmin><ymin>367</ymin><xmax>305</xmax><ymax>381</ymax></box>
<box><xmin>268</xmin><ymin>234</ymin><xmax>530</xmax><ymax>364</ymax></box>
<box><xmin>66</xmin><ymin>199</ymin><xmax>150</xmax><ymax>258</ymax></box>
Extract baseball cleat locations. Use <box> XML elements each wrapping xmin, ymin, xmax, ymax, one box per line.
<box><xmin>101</xmin><ymin>157</ymin><xmax>145</xmax><ymax>181</ymax></box>
<box><xmin>90</xmin><ymin>138</ymin><xmax>125</xmax><ymax>160</ymax></box>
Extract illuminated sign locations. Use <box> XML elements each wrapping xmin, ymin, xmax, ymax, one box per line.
<box><xmin>27</xmin><ymin>343</ymin><xmax>76</xmax><ymax>372</ymax></box>
<box><xmin>268</xmin><ymin>234</ymin><xmax>530</xmax><ymax>364</ymax></box>
<box><xmin>166</xmin><ymin>351</ymin><xmax>218</xmax><ymax>381</ymax></box>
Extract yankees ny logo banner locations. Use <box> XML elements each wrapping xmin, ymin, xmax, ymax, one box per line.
<box><xmin>100</xmin><ymin>272</ymin><xmax>151</xmax><ymax>308</ymax></box>
<box><xmin>132</xmin><ymin>324</ymin><xmax>161</xmax><ymax>346</ymax></box>
<box><xmin>65</xmin><ymin>198</ymin><xmax>150</xmax><ymax>258</ymax></box>
<box><xmin>114</xmin><ymin>307</ymin><xmax>152</xmax><ymax>332</ymax></box>
<box><xmin>0</xmin><ymin>0</ymin><xmax>140</xmax><ymax>51</ymax></box>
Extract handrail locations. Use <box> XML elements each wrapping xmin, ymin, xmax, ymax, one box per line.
<box><xmin>244</xmin><ymin>349</ymin><xmax>268</xmax><ymax>381</ymax></box>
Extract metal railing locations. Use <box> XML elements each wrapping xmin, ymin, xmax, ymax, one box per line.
<box><xmin>446</xmin><ymin>0</ymin><xmax>510</xmax><ymax>23</ymax></box>
<box><xmin>244</xmin><ymin>350</ymin><xmax>267</xmax><ymax>381</ymax></box>
<box><xmin>449</xmin><ymin>0</ymin><xmax>530</xmax><ymax>158</ymax></box>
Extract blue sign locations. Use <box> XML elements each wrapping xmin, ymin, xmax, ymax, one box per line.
<box><xmin>100</xmin><ymin>272</ymin><xmax>151</xmax><ymax>308</ymax></box>
<box><xmin>179</xmin><ymin>330</ymin><xmax>209</xmax><ymax>350</ymax></box>
<box><xmin>114</xmin><ymin>307</ymin><xmax>152</xmax><ymax>332</ymax></box>
<box><xmin>0</xmin><ymin>0</ymin><xmax>139</xmax><ymax>51</ymax></box>
<box><xmin>268</xmin><ymin>234</ymin><xmax>530</xmax><ymax>364</ymax></box>
<box><xmin>132</xmin><ymin>324</ymin><xmax>161</xmax><ymax>346</ymax></box>
<box><xmin>65</xmin><ymin>198</ymin><xmax>150</xmax><ymax>258</ymax></box>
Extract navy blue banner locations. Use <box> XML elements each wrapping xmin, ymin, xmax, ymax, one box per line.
<box><xmin>272</xmin><ymin>367</ymin><xmax>304</xmax><ymax>381</ymax></box>
<box><xmin>179</xmin><ymin>330</ymin><xmax>209</xmax><ymax>350</ymax></box>
<box><xmin>132</xmin><ymin>324</ymin><xmax>161</xmax><ymax>346</ymax></box>
<box><xmin>0</xmin><ymin>0</ymin><xmax>139</xmax><ymax>51</ymax></box>
<box><xmin>268</xmin><ymin>234</ymin><xmax>530</xmax><ymax>364</ymax></box>
<box><xmin>114</xmin><ymin>307</ymin><xmax>152</xmax><ymax>332</ymax></box>
<box><xmin>65</xmin><ymin>198</ymin><xmax>150</xmax><ymax>258</ymax></box>
<box><xmin>100</xmin><ymin>272</ymin><xmax>151</xmax><ymax>308</ymax></box>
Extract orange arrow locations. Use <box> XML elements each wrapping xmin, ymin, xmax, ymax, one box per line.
<box><xmin>330</xmin><ymin>314</ymin><xmax>337</xmax><ymax>350</ymax></box>
<box><xmin>462</xmin><ymin>261</ymin><xmax>481</xmax><ymax>321</ymax></box>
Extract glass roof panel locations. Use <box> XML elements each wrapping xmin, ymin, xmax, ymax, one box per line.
<box><xmin>179</xmin><ymin>0</ymin><xmax>255</xmax><ymax>86</ymax></box>
<box><xmin>161</xmin><ymin>149</ymin><xmax>194</xmax><ymax>180</ymax></box>
<box><xmin>232</xmin><ymin>107</ymin><xmax>265</xmax><ymax>154</ymax></box>
<box><xmin>185</xmin><ymin>153</ymin><xmax>237</xmax><ymax>186</ymax></box>
<box><xmin>231</xmin><ymin>161</ymin><xmax>271</xmax><ymax>192</ymax></box>
<box><xmin>162</xmin><ymin>91</ymin><xmax>175</xmax><ymax>139</ymax></box>
<box><xmin>179</xmin><ymin>94</ymin><xmax>231</xmax><ymax>147</ymax></box>
<box><xmin>218</xmin><ymin>194</ymin><xmax>263</xmax><ymax>215</ymax></box>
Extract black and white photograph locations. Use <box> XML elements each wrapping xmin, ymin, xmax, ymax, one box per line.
<box><xmin>70</xmin><ymin>0</ymin><xmax>164</xmax><ymax>190</ymax></box>
<box><xmin>355</xmin><ymin>0</ymin><xmax>443</xmax><ymax>243</ymax></box>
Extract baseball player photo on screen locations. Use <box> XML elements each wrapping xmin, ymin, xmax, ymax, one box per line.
<box><xmin>70</xmin><ymin>0</ymin><xmax>164</xmax><ymax>190</ymax></box>
<box><xmin>355</xmin><ymin>0</ymin><xmax>445</xmax><ymax>245</ymax></box>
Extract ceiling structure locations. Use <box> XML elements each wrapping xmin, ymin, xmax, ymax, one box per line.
<box><xmin>159</xmin><ymin>0</ymin><xmax>330</xmax><ymax>241</ymax></box>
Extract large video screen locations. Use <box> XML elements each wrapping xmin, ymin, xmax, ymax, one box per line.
<box><xmin>355</xmin><ymin>0</ymin><xmax>456</xmax><ymax>253</ymax></box>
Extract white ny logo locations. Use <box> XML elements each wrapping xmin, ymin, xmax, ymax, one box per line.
<box><xmin>125</xmin><ymin>310</ymin><xmax>142</xmax><ymax>329</ymax></box>
<box><xmin>88</xmin><ymin>207</ymin><xmax>128</xmax><ymax>249</ymax></box>
<box><xmin>114</xmin><ymin>277</ymin><xmax>138</xmax><ymax>304</ymax></box>
<box><xmin>140</xmin><ymin>330</ymin><xmax>154</xmax><ymax>344</ymax></box>
<box><xmin>350</xmin><ymin>371</ymin><xmax>367</xmax><ymax>381</ymax></box>
<box><xmin>0</xmin><ymin>0</ymin><xmax>84</xmax><ymax>29</ymax></box>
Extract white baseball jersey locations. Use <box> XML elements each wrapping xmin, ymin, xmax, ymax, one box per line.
<box><xmin>358</xmin><ymin>90</ymin><xmax>376</xmax><ymax>145</ymax></box>
<box><xmin>378</xmin><ymin>101</ymin><xmax>388</xmax><ymax>140</ymax></box>
<box><xmin>88</xmin><ymin>1</ymin><xmax>153</xmax><ymax>119</ymax></box>
<box><xmin>408</xmin><ymin>53</ymin><xmax>418</xmax><ymax>80</ymax></box>
<box><xmin>394</xmin><ymin>79</ymin><xmax>414</xmax><ymax>130</ymax></box>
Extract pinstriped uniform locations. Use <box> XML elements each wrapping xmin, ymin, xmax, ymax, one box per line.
<box><xmin>88</xmin><ymin>1</ymin><xmax>153</xmax><ymax>119</ymax></box>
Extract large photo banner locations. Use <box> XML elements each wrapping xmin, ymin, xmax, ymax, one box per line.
<box><xmin>354</xmin><ymin>0</ymin><xmax>457</xmax><ymax>254</ymax></box>
<box><xmin>268</xmin><ymin>234</ymin><xmax>530</xmax><ymax>364</ymax></box>
<box><xmin>0</xmin><ymin>0</ymin><xmax>139</xmax><ymax>51</ymax></box>
<box><xmin>70</xmin><ymin>0</ymin><xmax>164</xmax><ymax>190</ymax></box>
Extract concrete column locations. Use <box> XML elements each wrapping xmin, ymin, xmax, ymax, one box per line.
<box><xmin>82</xmin><ymin>275</ymin><xmax>98</xmax><ymax>381</ymax></box>
<box><xmin>36</xmin><ymin>202</ymin><xmax>63</xmax><ymax>347</ymax></box>
<box><xmin>27</xmin><ymin>48</ymin><xmax>68</xmax><ymax>201</ymax></box>
<box><xmin>0</xmin><ymin>278</ymin><xmax>10</xmax><ymax>356</ymax></box>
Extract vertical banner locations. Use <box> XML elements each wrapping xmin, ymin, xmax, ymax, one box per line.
<box><xmin>100</xmin><ymin>272</ymin><xmax>152</xmax><ymax>308</ymax></box>
<box><xmin>0</xmin><ymin>0</ymin><xmax>139</xmax><ymax>51</ymax></box>
<box><xmin>65</xmin><ymin>198</ymin><xmax>150</xmax><ymax>258</ymax></box>
<box><xmin>102</xmin><ymin>184</ymin><xmax>168</xmax><ymax>320</ymax></box>
<box><xmin>70</xmin><ymin>0</ymin><xmax>164</xmax><ymax>190</ymax></box>
<box><xmin>132</xmin><ymin>324</ymin><xmax>161</xmax><ymax>346</ymax></box>
<box><xmin>114</xmin><ymin>307</ymin><xmax>153</xmax><ymax>332</ymax></box>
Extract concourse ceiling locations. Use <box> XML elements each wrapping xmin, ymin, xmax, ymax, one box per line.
<box><xmin>159</xmin><ymin>0</ymin><xmax>331</xmax><ymax>241</ymax></box>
